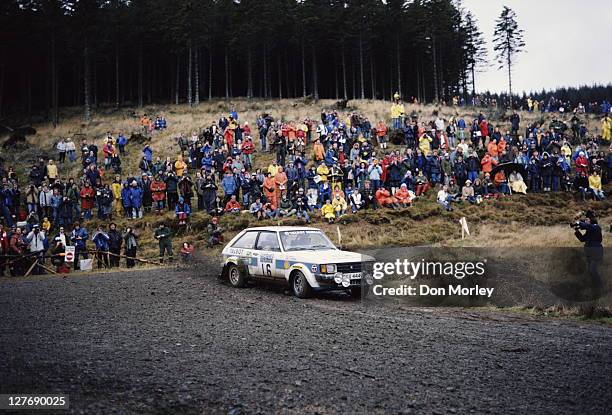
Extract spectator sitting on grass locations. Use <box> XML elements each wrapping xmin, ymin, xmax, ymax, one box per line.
<box><xmin>225</xmin><ymin>195</ymin><xmax>241</xmax><ymax>214</ymax></box>
<box><xmin>180</xmin><ymin>242</ymin><xmax>194</xmax><ymax>261</ymax></box>
<box><xmin>207</xmin><ymin>217</ymin><xmax>224</xmax><ymax>247</ymax></box>
<box><xmin>332</xmin><ymin>194</ymin><xmax>347</xmax><ymax>217</ymax></box>
<box><xmin>249</xmin><ymin>197</ymin><xmax>264</xmax><ymax>220</ymax></box>
<box><xmin>263</xmin><ymin>202</ymin><xmax>278</xmax><ymax>219</ymax></box>
<box><xmin>175</xmin><ymin>197</ymin><xmax>191</xmax><ymax>225</ymax></box>
<box><xmin>461</xmin><ymin>180</ymin><xmax>477</xmax><ymax>204</ymax></box>
<box><xmin>321</xmin><ymin>199</ymin><xmax>335</xmax><ymax>223</ymax></box>
<box><xmin>278</xmin><ymin>195</ymin><xmax>296</xmax><ymax>217</ymax></box>
<box><xmin>437</xmin><ymin>185</ymin><xmax>453</xmax><ymax>211</ymax></box>
<box><xmin>509</xmin><ymin>171</ymin><xmax>527</xmax><ymax>194</ymax></box>
<box><xmin>589</xmin><ymin>170</ymin><xmax>604</xmax><ymax>200</ymax></box>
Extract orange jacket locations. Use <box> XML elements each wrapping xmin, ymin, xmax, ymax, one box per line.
<box><xmin>494</xmin><ymin>171</ymin><xmax>507</xmax><ymax>186</ymax></box>
<box><xmin>395</xmin><ymin>187</ymin><xmax>411</xmax><ymax>204</ymax></box>
<box><xmin>497</xmin><ymin>138</ymin><xmax>507</xmax><ymax>154</ymax></box>
<box><xmin>263</xmin><ymin>177</ymin><xmax>276</xmax><ymax>196</ymax></box>
<box><xmin>375</xmin><ymin>188</ymin><xmax>396</xmax><ymax>206</ymax></box>
<box><xmin>376</xmin><ymin>123</ymin><xmax>387</xmax><ymax>137</ymax></box>
<box><xmin>487</xmin><ymin>141</ymin><xmax>499</xmax><ymax>157</ymax></box>
<box><xmin>480</xmin><ymin>154</ymin><xmax>498</xmax><ymax>173</ymax></box>
<box><xmin>225</xmin><ymin>199</ymin><xmax>241</xmax><ymax>211</ymax></box>
<box><xmin>313</xmin><ymin>142</ymin><xmax>325</xmax><ymax>161</ymax></box>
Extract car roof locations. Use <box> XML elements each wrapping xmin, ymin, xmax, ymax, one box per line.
<box><xmin>242</xmin><ymin>226</ymin><xmax>321</xmax><ymax>232</ymax></box>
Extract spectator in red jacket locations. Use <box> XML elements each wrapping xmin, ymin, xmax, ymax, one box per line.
<box><xmin>150</xmin><ymin>176</ymin><xmax>167</xmax><ymax>214</ymax></box>
<box><xmin>79</xmin><ymin>182</ymin><xmax>95</xmax><ymax>219</ymax></box>
<box><xmin>574</xmin><ymin>151</ymin><xmax>589</xmax><ymax>176</ymax></box>
<box><xmin>480</xmin><ymin>153</ymin><xmax>498</xmax><ymax>175</ymax></box>
<box><xmin>224</xmin><ymin>195</ymin><xmax>241</xmax><ymax>214</ymax></box>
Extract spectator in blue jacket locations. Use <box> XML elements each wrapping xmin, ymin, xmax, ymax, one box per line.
<box><xmin>117</xmin><ymin>133</ymin><xmax>128</xmax><ymax>155</ymax></box>
<box><xmin>527</xmin><ymin>157</ymin><xmax>541</xmax><ymax>192</ymax></box>
<box><xmin>426</xmin><ymin>151</ymin><xmax>442</xmax><ymax>185</ymax></box>
<box><xmin>175</xmin><ymin>197</ymin><xmax>191</xmax><ymax>225</ymax></box>
<box><xmin>456</xmin><ymin>118</ymin><xmax>466</xmax><ymax>140</ymax></box>
<box><xmin>120</xmin><ymin>183</ymin><xmax>132</xmax><ymax>218</ymax></box>
<box><xmin>129</xmin><ymin>181</ymin><xmax>143</xmax><ymax>219</ymax></box>
<box><xmin>50</xmin><ymin>189</ymin><xmax>62</xmax><ymax>225</ymax></box>
<box><xmin>70</xmin><ymin>222</ymin><xmax>88</xmax><ymax>270</ymax></box>
<box><xmin>92</xmin><ymin>225</ymin><xmax>110</xmax><ymax>268</ymax></box>
<box><xmin>221</xmin><ymin>171</ymin><xmax>237</xmax><ymax>203</ymax></box>
<box><xmin>466</xmin><ymin>152</ymin><xmax>480</xmax><ymax>183</ymax></box>
<box><xmin>142</xmin><ymin>145</ymin><xmax>153</xmax><ymax>162</ymax></box>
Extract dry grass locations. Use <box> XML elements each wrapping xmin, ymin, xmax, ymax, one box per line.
<box><xmin>9</xmin><ymin>97</ymin><xmax>607</xmax><ymax>171</ymax></box>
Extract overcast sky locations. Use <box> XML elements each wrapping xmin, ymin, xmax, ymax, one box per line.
<box><xmin>460</xmin><ymin>0</ymin><xmax>612</xmax><ymax>94</ymax></box>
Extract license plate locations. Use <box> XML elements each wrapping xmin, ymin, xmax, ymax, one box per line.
<box><xmin>343</xmin><ymin>272</ymin><xmax>362</xmax><ymax>279</ymax></box>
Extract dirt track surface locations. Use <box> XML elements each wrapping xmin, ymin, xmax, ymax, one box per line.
<box><xmin>0</xmin><ymin>266</ymin><xmax>611</xmax><ymax>415</ymax></box>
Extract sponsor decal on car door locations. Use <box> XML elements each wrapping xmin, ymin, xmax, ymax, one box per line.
<box><xmin>254</xmin><ymin>231</ymin><xmax>283</xmax><ymax>279</ymax></box>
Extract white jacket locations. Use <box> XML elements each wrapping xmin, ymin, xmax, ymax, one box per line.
<box><xmin>27</xmin><ymin>231</ymin><xmax>46</xmax><ymax>253</ymax></box>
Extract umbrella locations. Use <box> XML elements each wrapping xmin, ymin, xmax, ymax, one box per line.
<box><xmin>490</xmin><ymin>162</ymin><xmax>526</xmax><ymax>179</ymax></box>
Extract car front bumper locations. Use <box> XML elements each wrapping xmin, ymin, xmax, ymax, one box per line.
<box><xmin>314</xmin><ymin>273</ymin><xmax>362</xmax><ymax>290</ymax></box>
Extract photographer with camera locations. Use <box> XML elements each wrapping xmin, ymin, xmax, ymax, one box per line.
<box><xmin>572</xmin><ymin>210</ymin><xmax>604</xmax><ymax>295</ymax></box>
<box><xmin>207</xmin><ymin>217</ymin><xmax>224</xmax><ymax>247</ymax></box>
<box><xmin>26</xmin><ymin>224</ymin><xmax>46</xmax><ymax>275</ymax></box>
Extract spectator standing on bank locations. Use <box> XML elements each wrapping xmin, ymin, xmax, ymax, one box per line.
<box><xmin>154</xmin><ymin>223</ymin><xmax>173</xmax><ymax>263</ymax></box>
<box><xmin>123</xmin><ymin>227</ymin><xmax>138</xmax><ymax>268</ymax></box>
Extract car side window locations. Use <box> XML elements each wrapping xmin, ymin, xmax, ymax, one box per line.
<box><xmin>232</xmin><ymin>231</ymin><xmax>259</xmax><ymax>249</ymax></box>
<box><xmin>255</xmin><ymin>232</ymin><xmax>281</xmax><ymax>252</ymax></box>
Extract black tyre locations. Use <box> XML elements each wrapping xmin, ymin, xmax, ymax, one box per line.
<box><xmin>349</xmin><ymin>286</ymin><xmax>362</xmax><ymax>299</ymax></box>
<box><xmin>227</xmin><ymin>264</ymin><xmax>247</xmax><ymax>288</ymax></box>
<box><xmin>291</xmin><ymin>271</ymin><xmax>313</xmax><ymax>299</ymax></box>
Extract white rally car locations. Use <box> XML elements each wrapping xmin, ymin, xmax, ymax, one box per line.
<box><xmin>220</xmin><ymin>226</ymin><xmax>373</xmax><ymax>298</ymax></box>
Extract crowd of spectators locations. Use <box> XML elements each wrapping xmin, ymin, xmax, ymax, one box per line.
<box><xmin>0</xmin><ymin>99</ymin><xmax>610</xmax><ymax>276</ymax></box>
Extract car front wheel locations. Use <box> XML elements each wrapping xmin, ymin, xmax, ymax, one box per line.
<box><xmin>227</xmin><ymin>264</ymin><xmax>247</xmax><ymax>288</ymax></box>
<box><xmin>291</xmin><ymin>271</ymin><xmax>312</xmax><ymax>298</ymax></box>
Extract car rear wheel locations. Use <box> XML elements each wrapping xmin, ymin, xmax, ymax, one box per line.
<box><xmin>291</xmin><ymin>271</ymin><xmax>312</xmax><ymax>298</ymax></box>
<box><xmin>227</xmin><ymin>264</ymin><xmax>247</xmax><ymax>288</ymax></box>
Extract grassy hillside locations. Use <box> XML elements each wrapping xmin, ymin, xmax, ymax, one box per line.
<box><xmin>5</xmin><ymin>98</ymin><xmax>608</xmax><ymax>174</ymax></box>
<box><xmin>1</xmin><ymin>98</ymin><xmax>610</xmax><ymax>261</ymax></box>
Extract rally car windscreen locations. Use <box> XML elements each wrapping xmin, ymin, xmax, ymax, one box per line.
<box><xmin>280</xmin><ymin>230</ymin><xmax>337</xmax><ymax>252</ymax></box>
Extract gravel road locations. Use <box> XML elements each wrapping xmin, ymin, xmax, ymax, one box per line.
<box><xmin>0</xmin><ymin>265</ymin><xmax>610</xmax><ymax>414</ymax></box>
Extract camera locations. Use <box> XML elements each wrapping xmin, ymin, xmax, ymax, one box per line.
<box><xmin>569</xmin><ymin>222</ymin><xmax>580</xmax><ymax>229</ymax></box>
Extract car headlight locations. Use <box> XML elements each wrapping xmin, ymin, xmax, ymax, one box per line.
<box><xmin>333</xmin><ymin>273</ymin><xmax>343</xmax><ymax>284</ymax></box>
<box><xmin>320</xmin><ymin>264</ymin><xmax>337</xmax><ymax>274</ymax></box>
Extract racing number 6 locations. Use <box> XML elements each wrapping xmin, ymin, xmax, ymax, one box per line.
<box><xmin>261</xmin><ymin>263</ymin><xmax>272</xmax><ymax>276</ymax></box>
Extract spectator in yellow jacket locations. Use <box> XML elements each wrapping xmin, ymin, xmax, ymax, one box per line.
<box><xmin>316</xmin><ymin>162</ymin><xmax>329</xmax><ymax>182</ymax></box>
<box><xmin>321</xmin><ymin>199</ymin><xmax>335</xmax><ymax>223</ymax></box>
<box><xmin>589</xmin><ymin>170</ymin><xmax>604</xmax><ymax>200</ymax></box>
<box><xmin>111</xmin><ymin>178</ymin><xmax>123</xmax><ymax>215</ymax></box>
<box><xmin>560</xmin><ymin>141</ymin><xmax>572</xmax><ymax>164</ymax></box>
<box><xmin>174</xmin><ymin>156</ymin><xmax>187</xmax><ymax>177</ymax></box>
<box><xmin>46</xmin><ymin>159</ymin><xmax>58</xmax><ymax>183</ymax></box>
<box><xmin>332</xmin><ymin>195</ymin><xmax>347</xmax><ymax>217</ymax></box>
<box><xmin>267</xmin><ymin>161</ymin><xmax>280</xmax><ymax>178</ymax></box>
<box><xmin>418</xmin><ymin>133</ymin><xmax>433</xmax><ymax>156</ymax></box>
<box><xmin>390</xmin><ymin>101</ymin><xmax>405</xmax><ymax>129</ymax></box>
<box><xmin>602</xmin><ymin>115</ymin><xmax>611</xmax><ymax>141</ymax></box>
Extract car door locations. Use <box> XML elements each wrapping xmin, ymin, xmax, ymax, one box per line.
<box><xmin>254</xmin><ymin>231</ymin><xmax>283</xmax><ymax>279</ymax></box>
<box><xmin>229</xmin><ymin>230</ymin><xmax>259</xmax><ymax>275</ymax></box>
